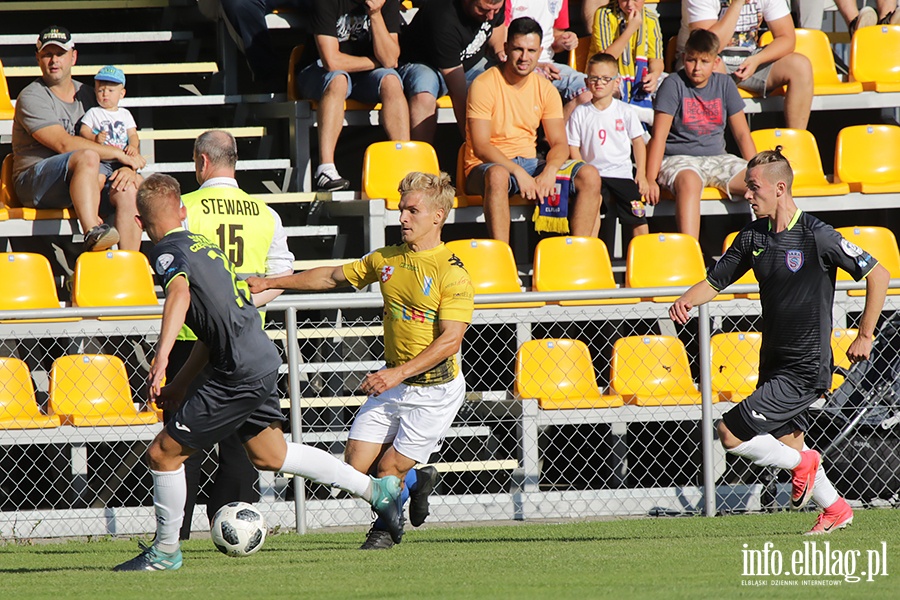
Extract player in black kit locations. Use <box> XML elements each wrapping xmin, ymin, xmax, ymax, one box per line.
<box><xmin>670</xmin><ymin>148</ymin><xmax>889</xmax><ymax>534</ymax></box>
<box><xmin>114</xmin><ymin>174</ymin><xmax>402</xmax><ymax>571</ymax></box>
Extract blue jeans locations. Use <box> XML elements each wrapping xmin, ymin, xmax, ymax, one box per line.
<box><xmin>546</xmin><ymin>63</ymin><xmax>588</xmax><ymax>103</ymax></box>
<box><xmin>14</xmin><ymin>152</ymin><xmax>74</xmax><ymax>209</ymax></box>
<box><xmin>295</xmin><ymin>62</ymin><xmax>402</xmax><ymax>104</ymax></box>
<box><xmin>397</xmin><ymin>56</ymin><xmax>492</xmax><ymax>98</ymax></box>
<box><xmin>466</xmin><ymin>157</ymin><xmax>586</xmax><ymax>196</ymax></box>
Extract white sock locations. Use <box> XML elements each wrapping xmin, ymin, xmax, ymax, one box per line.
<box><xmin>804</xmin><ymin>443</ymin><xmax>840</xmax><ymax>509</ymax></box>
<box><xmin>729</xmin><ymin>434</ymin><xmax>802</xmax><ymax>470</ymax></box>
<box><xmin>315</xmin><ymin>163</ymin><xmax>339</xmax><ymax>178</ymax></box>
<box><xmin>151</xmin><ymin>465</ymin><xmax>185</xmax><ymax>552</ymax></box>
<box><xmin>280</xmin><ymin>442</ymin><xmax>372</xmax><ymax>500</ymax></box>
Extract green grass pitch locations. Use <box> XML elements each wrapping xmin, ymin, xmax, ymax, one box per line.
<box><xmin>2</xmin><ymin>509</ymin><xmax>898</xmax><ymax>599</ymax></box>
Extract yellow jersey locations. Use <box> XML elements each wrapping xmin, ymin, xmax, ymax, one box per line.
<box><xmin>343</xmin><ymin>243</ymin><xmax>475</xmax><ymax>385</ymax></box>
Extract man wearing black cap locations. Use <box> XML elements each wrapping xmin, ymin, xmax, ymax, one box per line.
<box><xmin>12</xmin><ymin>25</ymin><xmax>145</xmax><ymax>251</ymax></box>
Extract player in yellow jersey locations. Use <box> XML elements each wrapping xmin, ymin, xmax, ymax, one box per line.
<box><xmin>248</xmin><ymin>171</ymin><xmax>474</xmax><ymax>549</ymax></box>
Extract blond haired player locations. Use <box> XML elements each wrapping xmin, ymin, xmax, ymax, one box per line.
<box><xmin>249</xmin><ymin>172</ymin><xmax>475</xmax><ymax>549</ymax></box>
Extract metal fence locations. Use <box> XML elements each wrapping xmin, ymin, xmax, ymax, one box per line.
<box><xmin>1</xmin><ymin>282</ymin><xmax>898</xmax><ymax>540</ymax></box>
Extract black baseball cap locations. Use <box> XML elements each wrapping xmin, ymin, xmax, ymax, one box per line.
<box><xmin>37</xmin><ymin>26</ymin><xmax>74</xmax><ymax>52</ymax></box>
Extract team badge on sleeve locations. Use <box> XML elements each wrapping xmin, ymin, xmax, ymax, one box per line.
<box><xmin>380</xmin><ymin>265</ymin><xmax>394</xmax><ymax>283</ymax></box>
<box><xmin>155</xmin><ymin>253</ymin><xmax>174</xmax><ymax>275</ymax></box>
<box><xmin>840</xmin><ymin>238</ymin><xmax>864</xmax><ymax>258</ymax></box>
<box><xmin>786</xmin><ymin>250</ymin><xmax>804</xmax><ymax>273</ymax></box>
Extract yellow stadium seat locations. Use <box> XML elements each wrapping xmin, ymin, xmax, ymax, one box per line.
<box><xmin>72</xmin><ymin>250</ymin><xmax>159</xmax><ymax>319</ymax></box>
<box><xmin>532</xmin><ymin>236</ymin><xmax>638</xmax><ymax>305</ymax></box>
<box><xmin>0</xmin><ymin>59</ymin><xmax>13</xmax><ymax>121</ymax></box>
<box><xmin>0</xmin><ymin>357</ymin><xmax>58</xmax><ymax>429</ymax></box>
<box><xmin>710</xmin><ymin>332</ymin><xmax>761</xmax><ymax>402</ymax></box>
<box><xmin>760</xmin><ymin>29</ymin><xmax>863</xmax><ymax>95</ymax></box>
<box><xmin>750</xmin><ymin>129</ymin><xmax>850</xmax><ymax>196</ymax></box>
<box><xmin>610</xmin><ymin>335</ymin><xmax>704</xmax><ymax>405</ymax></box>
<box><xmin>835</xmin><ymin>226</ymin><xmax>900</xmax><ymax>296</ymax></box>
<box><xmin>722</xmin><ymin>232</ymin><xmax>760</xmax><ymax>300</ymax></box>
<box><xmin>49</xmin><ymin>354</ymin><xmax>158</xmax><ymax>426</ymax></box>
<box><xmin>834</xmin><ymin>125</ymin><xmax>900</xmax><ymax>194</ymax></box>
<box><xmin>516</xmin><ymin>339</ymin><xmax>623</xmax><ymax>409</ymax></box>
<box><xmin>626</xmin><ymin>233</ymin><xmax>733</xmax><ymax>302</ymax></box>
<box><xmin>850</xmin><ymin>24</ymin><xmax>900</xmax><ymax>92</ymax></box>
<box><xmin>0</xmin><ymin>252</ymin><xmax>79</xmax><ymax>323</ymax></box>
<box><xmin>830</xmin><ymin>328</ymin><xmax>858</xmax><ymax>390</ymax></box>
<box><xmin>570</xmin><ymin>36</ymin><xmax>592</xmax><ymax>73</ymax></box>
<box><xmin>445</xmin><ymin>239</ymin><xmax>544</xmax><ymax>308</ymax></box>
<box><xmin>362</xmin><ymin>141</ymin><xmax>456</xmax><ymax>210</ymax></box>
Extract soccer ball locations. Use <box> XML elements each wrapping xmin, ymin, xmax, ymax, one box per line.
<box><xmin>210</xmin><ymin>502</ymin><xmax>267</xmax><ymax>557</ymax></box>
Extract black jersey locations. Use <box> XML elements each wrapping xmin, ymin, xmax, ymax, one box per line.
<box><xmin>707</xmin><ymin>211</ymin><xmax>878</xmax><ymax>389</ymax></box>
<box><xmin>150</xmin><ymin>228</ymin><xmax>281</xmax><ymax>382</ymax></box>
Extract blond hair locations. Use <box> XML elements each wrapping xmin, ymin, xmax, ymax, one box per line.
<box><xmin>137</xmin><ymin>173</ymin><xmax>181</xmax><ymax>227</ymax></box>
<box><xmin>399</xmin><ymin>171</ymin><xmax>455</xmax><ymax>222</ymax></box>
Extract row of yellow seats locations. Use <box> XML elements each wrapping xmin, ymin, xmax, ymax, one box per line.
<box><xmin>450</xmin><ymin>225</ymin><xmax>900</xmax><ymax>309</ymax></box>
<box><xmin>573</xmin><ymin>28</ymin><xmax>900</xmax><ymax>95</ymax></box>
<box><xmin>515</xmin><ymin>329</ymin><xmax>859</xmax><ymax>411</ymax></box>
<box><xmin>362</xmin><ymin>123</ymin><xmax>900</xmax><ymax>214</ymax></box>
<box><xmin>0</xmin><ymin>250</ymin><xmax>159</xmax><ymax>320</ymax></box>
<box><xmin>0</xmin><ymin>354</ymin><xmax>158</xmax><ymax>429</ymax></box>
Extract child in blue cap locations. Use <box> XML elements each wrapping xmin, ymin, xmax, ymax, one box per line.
<box><xmin>79</xmin><ymin>65</ymin><xmax>143</xmax><ymax>185</ymax></box>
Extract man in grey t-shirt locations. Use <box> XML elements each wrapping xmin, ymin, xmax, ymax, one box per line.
<box><xmin>12</xmin><ymin>25</ymin><xmax>145</xmax><ymax>251</ymax></box>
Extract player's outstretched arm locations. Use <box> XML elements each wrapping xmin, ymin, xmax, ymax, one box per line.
<box><xmin>247</xmin><ymin>265</ymin><xmax>349</xmax><ymax>294</ymax></box>
<box><xmin>669</xmin><ymin>280</ymin><xmax>720</xmax><ymax>325</ymax></box>
<box><xmin>360</xmin><ymin>320</ymin><xmax>469</xmax><ymax>396</ymax></box>
<box><xmin>847</xmin><ymin>263</ymin><xmax>890</xmax><ymax>363</ymax></box>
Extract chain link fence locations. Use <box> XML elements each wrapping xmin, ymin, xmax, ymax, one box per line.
<box><xmin>1</xmin><ymin>284</ymin><xmax>898</xmax><ymax>540</ymax></box>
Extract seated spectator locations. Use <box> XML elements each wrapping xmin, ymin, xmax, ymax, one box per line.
<box><xmin>12</xmin><ymin>26</ymin><xmax>144</xmax><ymax>252</ymax></box>
<box><xmin>588</xmin><ymin>0</ymin><xmax>664</xmax><ymax>125</ymax></box>
<box><xmin>568</xmin><ymin>53</ymin><xmax>649</xmax><ymax>247</ymax></box>
<box><xmin>794</xmin><ymin>0</ymin><xmax>899</xmax><ymax>32</ymax></box>
<box><xmin>505</xmin><ymin>0</ymin><xmax>591</xmax><ymax>119</ymax></box>
<box><xmin>399</xmin><ymin>0</ymin><xmax>505</xmax><ymax>142</ymax></box>
<box><xmin>78</xmin><ymin>66</ymin><xmax>142</xmax><ymax>192</ymax></box>
<box><xmin>646</xmin><ymin>30</ymin><xmax>756</xmax><ymax>240</ymax></box>
<box><xmin>465</xmin><ymin>17</ymin><xmax>602</xmax><ymax>243</ymax></box>
<box><xmin>678</xmin><ymin>0</ymin><xmax>814</xmax><ymax>130</ymax></box>
<box><xmin>295</xmin><ymin>0</ymin><xmax>409</xmax><ymax>191</ymax></box>
<box><xmin>198</xmin><ymin>0</ymin><xmax>312</xmax><ymax>91</ymax></box>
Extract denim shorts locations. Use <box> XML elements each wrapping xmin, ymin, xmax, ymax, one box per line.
<box><xmin>545</xmin><ymin>62</ymin><xmax>588</xmax><ymax>103</ymax></box>
<box><xmin>295</xmin><ymin>62</ymin><xmax>402</xmax><ymax>104</ymax></box>
<box><xmin>14</xmin><ymin>152</ymin><xmax>74</xmax><ymax>209</ymax></box>
<box><xmin>465</xmin><ymin>157</ymin><xmax>586</xmax><ymax>196</ymax></box>
<box><xmin>398</xmin><ymin>56</ymin><xmax>491</xmax><ymax>98</ymax></box>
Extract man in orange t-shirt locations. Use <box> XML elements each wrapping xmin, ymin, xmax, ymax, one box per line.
<box><xmin>464</xmin><ymin>17</ymin><xmax>601</xmax><ymax>243</ymax></box>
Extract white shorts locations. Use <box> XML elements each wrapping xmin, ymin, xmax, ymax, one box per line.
<box><xmin>657</xmin><ymin>154</ymin><xmax>748</xmax><ymax>194</ymax></box>
<box><xmin>348</xmin><ymin>372</ymin><xmax>466</xmax><ymax>464</ymax></box>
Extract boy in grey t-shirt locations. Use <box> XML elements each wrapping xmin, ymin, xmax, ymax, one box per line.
<box><xmin>645</xmin><ymin>29</ymin><xmax>756</xmax><ymax>240</ymax></box>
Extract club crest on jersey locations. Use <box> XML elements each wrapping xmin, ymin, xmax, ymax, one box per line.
<box><xmin>786</xmin><ymin>250</ymin><xmax>804</xmax><ymax>272</ymax></box>
<box><xmin>380</xmin><ymin>265</ymin><xmax>394</xmax><ymax>282</ymax></box>
<box><xmin>615</xmin><ymin>119</ymin><xmax>624</xmax><ymax>132</ymax></box>
<box><xmin>423</xmin><ymin>276</ymin><xmax>433</xmax><ymax>296</ymax></box>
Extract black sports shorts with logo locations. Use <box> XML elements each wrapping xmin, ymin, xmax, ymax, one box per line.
<box><xmin>166</xmin><ymin>370</ymin><xmax>285</xmax><ymax>450</ymax></box>
<box><xmin>722</xmin><ymin>375</ymin><xmax>825</xmax><ymax>441</ymax></box>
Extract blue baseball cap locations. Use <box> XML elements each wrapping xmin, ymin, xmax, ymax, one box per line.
<box><xmin>95</xmin><ymin>65</ymin><xmax>125</xmax><ymax>85</ymax></box>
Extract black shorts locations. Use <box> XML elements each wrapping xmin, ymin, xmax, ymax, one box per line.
<box><xmin>166</xmin><ymin>370</ymin><xmax>285</xmax><ymax>450</ymax></box>
<box><xmin>601</xmin><ymin>177</ymin><xmax>647</xmax><ymax>227</ymax></box>
<box><xmin>722</xmin><ymin>376</ymin><xmax>824</xmax><ymax>441</ymax></box>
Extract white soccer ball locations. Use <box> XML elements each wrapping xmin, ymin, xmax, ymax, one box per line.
<box><xmin>210</xmin><ymin>502</ymin><xmax>267</xmax><ymax>557</ymax></box>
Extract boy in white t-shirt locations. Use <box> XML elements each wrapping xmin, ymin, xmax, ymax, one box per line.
<box><xmin>567</xmin><ymin>52</ymin><xmax>649</xmax><ymax>242</ymax></box>
<box><xmin>78</xmin><ymin>65</ymin><xmax>141</xmax><ymax>184</ymax></box>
